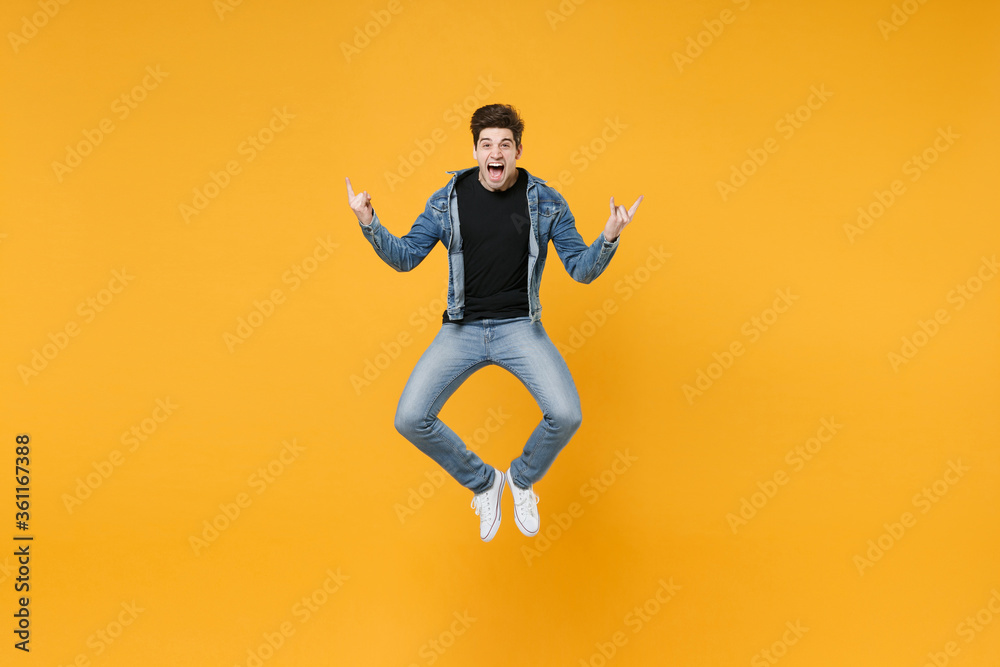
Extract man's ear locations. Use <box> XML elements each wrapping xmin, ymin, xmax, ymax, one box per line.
<box><xmin>516</xmin><ymin>143</ymin><xmax>523</xmax><ymax>159</ymax></box>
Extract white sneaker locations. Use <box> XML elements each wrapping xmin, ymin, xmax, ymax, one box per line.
<box><xmin>470</xmin><ymin>468</ymin><xmax>505</xmax><ymax>542</ymax></box>
<box><xmin>506</xmin><ymin>467</ymin><xmax>540</xmax><ymax>537</ymax></box>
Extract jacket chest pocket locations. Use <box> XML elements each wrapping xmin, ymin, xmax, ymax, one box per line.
<box><xmin>538</xmin><ymin>202</ymin><xmax>558</xmax><ymax>220</ymax></box>
<box><xmin>536</xmin><ymin>202</ymin><xmax>559</xmax><ymax>252</ymax></box>
<box><xmin>429</xmin><ymin>198</ymin><xmax>452</xmax><ymax>250</ymax></box>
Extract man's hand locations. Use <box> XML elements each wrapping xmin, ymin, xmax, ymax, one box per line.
<box><xmin>603</xmin><ymin>194</ymin><xmax>643</xmax><ymax>243</ymax></box>
<box><xmin>346</xmin><ymin>176</ymin><xmax>374</xmax><ymax>226</ymax></box>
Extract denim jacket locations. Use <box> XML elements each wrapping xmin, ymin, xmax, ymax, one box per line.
<box><xmin>358</xmin><ymin>166</ymin><xmax>620</xmax><ymax>323</ymax></box>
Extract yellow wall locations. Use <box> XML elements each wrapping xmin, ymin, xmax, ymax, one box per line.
<box><xmin>2</xmin><ymin>0</ymin><xmax>998</xmax><ymax>665</ymax></box>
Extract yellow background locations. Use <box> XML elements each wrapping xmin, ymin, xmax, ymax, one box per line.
<box><xmin>2</xmin><ymin>0</ymin><xmax>999</xmax><ymax>665</ymax></box>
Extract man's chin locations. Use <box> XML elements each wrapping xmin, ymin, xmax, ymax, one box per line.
<box><xmin>480</xmin><ymin>166</ymin><xmax>515</xmax><ymax>190</ymax></box>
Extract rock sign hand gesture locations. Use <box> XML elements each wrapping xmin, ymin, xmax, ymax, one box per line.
<box><xmin>345</xmin><ymin>176</ymin><xmax>373</xmax><ymax>226</ymax></box>
<box><xmin>604</xmin><ymin>195</ymin><xmax>643</xmax><ymax>243</ymax></box>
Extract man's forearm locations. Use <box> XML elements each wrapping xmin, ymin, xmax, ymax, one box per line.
<box><xmin>357</xmin><ymin>208</ymin><xmax>439</xmax><ymax>272</ymax></box>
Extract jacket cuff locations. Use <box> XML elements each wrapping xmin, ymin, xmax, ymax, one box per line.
<box><xmin>360</xmin><ymin>210</ymin><xmax>381</xmax><ymax>234</ymax></box>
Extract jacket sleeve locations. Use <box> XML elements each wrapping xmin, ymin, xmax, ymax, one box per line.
<box><xmin>357</xmin><ymin>197</ymin><xmax>442</xmax><ymax>272</ymax></box>
<box><xmin>549</xmin><ymin>196</ymin><xmax>620</xmax><ymax>284</ymax></box>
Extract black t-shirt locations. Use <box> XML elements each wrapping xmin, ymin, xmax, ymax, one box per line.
<box><xmin>442</xmin><ymin>168</ymin><xmax>531</xmax><ymax>324</ymax></box>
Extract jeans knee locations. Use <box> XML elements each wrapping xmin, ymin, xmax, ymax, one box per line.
<box><xmin>394</xmin><ymin>408</ymin><xmax>420</xmax><ymax>439</ymax></box>
<box><xmin>568</xmin><ymin>408</ymin><xmax>583</xmax><ymax>433</ymax></box>
<box><xmin>550</xmin><ymin>407</ymin><xmax>582</xmax><ymax>434</ymax></box>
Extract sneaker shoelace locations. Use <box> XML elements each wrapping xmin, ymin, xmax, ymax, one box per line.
<box><xmin>471</xmin><ymin>494</ymin><xmax>493</xmax><ymax>519</ymax></box>
<box><xmin>513</xmin><ymin>488</ymin><xmax>540</xmax><ymax>516</ymax></box>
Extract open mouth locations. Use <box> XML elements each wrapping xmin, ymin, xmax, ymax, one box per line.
<box><xmin>487</xmin><ymin>162</ymin><xmax>504</xmax><ymax>181</ymax></box>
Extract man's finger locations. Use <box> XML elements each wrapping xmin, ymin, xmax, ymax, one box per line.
<box><xmin>346</xmin><ymin>176</ymin><xmax>356</xmax><ymax>202</ymax></box>
<box><xmin>609</xmin><ymin>196</ymin><xmax>617</xmax><ymax>216</ymax></box>
<box><xmin>627</xmin><ymin>195</ymin><xmax>644</xmax><ymax>219</ymax></box>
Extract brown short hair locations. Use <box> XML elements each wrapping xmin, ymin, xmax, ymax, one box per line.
<box><xmin>470</xmin><ymin>104</ymin><xmax>525</xmax><ymax>148</ymax></box>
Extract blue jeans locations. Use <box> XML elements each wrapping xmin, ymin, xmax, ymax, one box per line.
<box><xmin>394</xmin><ymin>316</ymin><xmax>583</xmax><ymax>495</ymax></box>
